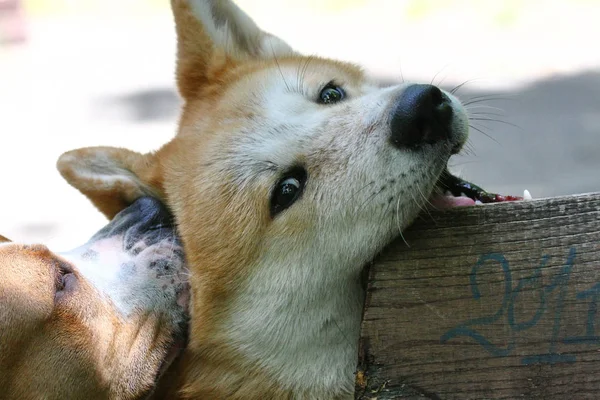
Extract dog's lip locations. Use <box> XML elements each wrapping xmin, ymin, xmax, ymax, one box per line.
<box><xmin>53</xmin><ymin>258</ymin><xmax>78</xmax><ymax>300</ymax></box>
<box><xmin>430</xmin><ymin>170</ymin><xmax>527</xmax><ymax>209</ymax></box>
<box><xmin>429</xmin><ymin>193</ymin><xmax>476</xmax><ymax>209</ymax></box>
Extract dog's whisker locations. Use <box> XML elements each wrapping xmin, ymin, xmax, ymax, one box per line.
<box><xmin>405</xmin><ymin>186</ymin><xmax>425</xmax><ymax>225</ymax></box>
<box><xmin>448</xmin><ymin>160</ymin><xmax>481</xmax><ymax>168</ymax></box>
<box><xmin>298</xmin><ymin>55</ymin><xmax>315</xmax><ymax>96</ymax></box>
<box><xmin>469</xmin><ymin>111</ymin><xmax>507</xmax><ymax>117</ymax></box>
<box><xmin>462</xmin><ymin>96</ymin><xmax>515</xmax><ymax>107</ymax></box>
<box><xmin>470</xmin><ymin>121</ymin><xmax>497</xmax><ymax>133</ymax></box>
<box><xmin>464</xmin><ymin>92</ymin><xmax>518</xmax><ymax>102</ymax></box>
<box><xmin>469</xmin><ymin>124</ymin><xmax>500</xmax><ymax>144</ymax></box>
<box><xmin>357</xmin><ymin>187</ymin><xmax>385</xmax><ymax>213</ymax></box>
<box><xmin>450</xmin><ymin>78</ymin><xmax>485</xmax><ymax>95</ymax></box>
<box><xmin>394</xmin><ymin>196</ymin><xmax>410</xmax><ymax>248</ymax></box>
<box><xmin>461</xmin><ymin>142</ymin><xmax>477</xmax><ymax>157</ymax></box>
<box><xmin>430</xmin><ymin>63</ymin><xmax>451</xmax><ymax>86</ymax></box>
<box><xmin>331</xmin><ymin>318</ymin><xmax>353</xmax><ymax>347</ymax></box>
<box><xmin>163</xmin><ymin>239</ymin><xmax>181</xmax><ymax>277</ymax></box>
<box><xmin>295</xmin><ymin>59</ymin><xmax>303</xmax><ymax>93</ymax></box>
<box><xmin>349</xmin><ymin>181</ymin><xmax>376</xmax><ymax>201</ymax></box>
<box><xmin>270</xmin><ymin>43</ymin><xmax>291</xmax><ymax>92</ymax></box>
<box><xmin>398</xmin><ymin>59</ymin><xmax>405</xmax><ymax>84</ymax></box>
<box><xmin>469</xmin><ymin>117</ymin><xmax>522</xmax><ymax>130</ymax></box>
<box><xmin>416</xmin><ymin>177</ymin><xmax>436</xmax><ymax>211</ymax></box>
<box><xmin>296</xmin><ymin>55</ymin><xmax>314</xmax><ymax>95</ymax></box>
<box><xmin>416</xmin><ymin>181</ymin><xmax>438</xmax><ymax>220</ymax></box>
<box><xmin>464</xmin><ymin>104</ymin><xmax>506</xmax><ymax>113</ymax></box>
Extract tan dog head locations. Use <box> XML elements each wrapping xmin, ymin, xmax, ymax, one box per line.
<box><xmin>58</xmin><ymin>1</ymin><xmax>469</xmax><ymax>398</ymax></box>
<box><xmin>0</xmin><ymin>197</ymin><xmax>188</xmax><ymax>399</ymax></box>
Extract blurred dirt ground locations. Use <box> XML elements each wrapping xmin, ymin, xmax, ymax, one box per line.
<box><xmin>1</xmin><ymin>0</ymin><xmax>599</xmax><ymax>249</ymax></box>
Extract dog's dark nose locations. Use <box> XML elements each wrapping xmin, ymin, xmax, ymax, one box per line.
<box><xmin>389</xmin><ymin>84</ymin><xmax>453</xmax><ymax>149</ymax></box>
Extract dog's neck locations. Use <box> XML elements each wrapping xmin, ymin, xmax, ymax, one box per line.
<box><xmin>167</xmin><ymin>258</ymin><xmax>367</xmax><ymax>399</ymax></box>
<box><xmin>225</xmin><ymin>258</ymin><xmax>366</xmax><ymax>397</ymax></box>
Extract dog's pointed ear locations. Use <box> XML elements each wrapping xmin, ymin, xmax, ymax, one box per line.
<box><xmin>57</xmin><ymin>147</ymin><xmax>164</xmax><ymax>220</ymax></box>
<box><xmin>0</xmin><ymin>235</ymin><xmax>10</xmax><ymax>243</ymax></box>
<box><xmin>171</xmin><ymin>0</ymin><xmax>296</xmax><ymax>98</ymax></box>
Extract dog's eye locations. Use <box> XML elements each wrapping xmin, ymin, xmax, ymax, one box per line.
<box><xmin>270</xmin><ymin>168</ymin><xmax>307</xmax><ymax>216</ymax></box>
<box><xmin>318</xmin><ymin>84</ymin><xmax>345</xmax><ymax>104</ymax></box>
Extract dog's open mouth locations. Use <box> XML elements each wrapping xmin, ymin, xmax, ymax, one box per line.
<box><xmin>430</xmin><ymin>169</ymin><xmax>532</xmax><ymax>209</ymax></box>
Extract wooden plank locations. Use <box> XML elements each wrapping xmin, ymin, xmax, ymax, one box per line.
<box><xmin>356</xmin><ymin>192</ymin><xmax>600</xmax><ymax>399</ymax></box>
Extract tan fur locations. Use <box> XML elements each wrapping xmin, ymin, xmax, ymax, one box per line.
<box><xmin>0</xmin><ymin>243</ymin><xmax>173</xmax><ymax>399</ymax></box>
<box><xmin>58</xmin><ymin>1</ymin><xmax>470</xmax><ymax>398</ymax></box>
<box><xmin>60</xmin><ymin>64</ymin><xmax>368</xmax><ymax>397</ymax></box>
<box><xmin>58</xmin><ymin>147</ymin><xmax>164</xmax><ymax>219</ymax></box>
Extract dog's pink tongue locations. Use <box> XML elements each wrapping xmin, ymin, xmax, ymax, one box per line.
<box><xmin>430</xmin><ymin>195</ymin><xmax>476</xmax><ymax>209</ymax></box>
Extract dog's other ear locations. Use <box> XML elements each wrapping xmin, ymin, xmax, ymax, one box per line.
<box><xmin>171</xmin><ymin>0</ymin><xmax>296</xmax><ymax>98</ymax></box>
<box><xmin>0</xmin><ymin>235</ymin><xmax>10</xmax><ymax>243</ymax></box>
<box><xmin>57</xmin><ymin>147</ymin><xmax>164</xmax><ymax>220</ymax></box>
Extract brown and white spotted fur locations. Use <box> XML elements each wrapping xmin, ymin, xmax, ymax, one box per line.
<box><xmin>0</xmin><ymin>197</ymin><xmax>188</xmax><ymax>399</ymax></box>
<box><xmin>57</xmin><ymin>1</ymin><xmax>470</xmax><ymax>398</ymax></box>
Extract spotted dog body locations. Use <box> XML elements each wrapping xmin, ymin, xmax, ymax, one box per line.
<box><xmin>62</xmin><ymin>200</ymin><xmax>189</xmax><ymax>321</ymax></box>
<box><xmin>0</xmin><ymin>197</ymin><xmax>189</xmax><ymax>399</ymax></box>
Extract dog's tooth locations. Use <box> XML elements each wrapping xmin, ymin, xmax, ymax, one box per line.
<box><xmin>460</xmin><ymin>192</ymin><xmax>467</xmax><ymax>198</ymax></box>
<box><xmin>475</xmin><ymin>200</ymin><xmax>483</xmax><ymax>205</ymax></box>
<box><xmin>523</xmin><ymin>189</ymin><xmax>532</xmax><ymax>200</ymax></box>
<box><xmin>445</xmin><ymin>190</ymin><xmax>453</xmax><ymax>196</ymax></box>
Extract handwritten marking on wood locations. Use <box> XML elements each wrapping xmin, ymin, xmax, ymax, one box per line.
<box><xmin>356</xmin><ymin>193</ymin><xmax>600</xmax><ymax>399</ymax></box>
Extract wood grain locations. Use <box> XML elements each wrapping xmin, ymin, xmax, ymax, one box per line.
<box><xmin>356</xmin><ymin>193</ymin><xmax>600</xmax><ymax>399</ymax></box>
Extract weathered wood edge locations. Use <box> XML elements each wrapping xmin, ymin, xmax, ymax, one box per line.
<box><xmin>355</xmin><ymin>192</ymin><xmax>600</xmax><ymax>399</ymax></box>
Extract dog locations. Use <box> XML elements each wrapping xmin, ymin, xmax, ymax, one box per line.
<box><xmin>56</xmin><ymin>1</ymin><xmax>475</xmax><ymax>398</ymax></box>
<box><xmin>0</xmin><ymin>197</ymin><xmax>188</xmax><ymax>399</ymax></box>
